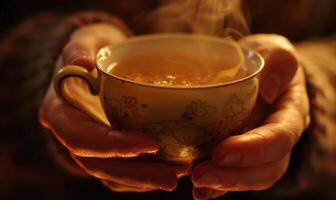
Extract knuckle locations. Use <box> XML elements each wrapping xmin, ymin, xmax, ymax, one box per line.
<box><xmin>242</xmin><ymin>131</ymin><xmax>269</xmax><ymax>164</ymax></box>
<box><xmin>247</xmin><ymin>131</ymin><xmax>269</xmax><ymax>155</ymax></box>
<box><xmin>253</xmin><ymin>131</ymin><xmax>268</xmax><ymax>152</ymax></box>
<box><xmin>274</xmin><ymin>123</ymin><xmax>297</xmax><ymax>157</ymax></box>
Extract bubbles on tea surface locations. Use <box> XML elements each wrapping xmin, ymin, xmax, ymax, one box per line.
<box><xmin>120</xmin><ymin>73</ymin><xmax>192</xmax><ymax>86</ymax></box>
<box><xmin>119</xmin><ymin>72</ymin><xmax>216</xmax><ymax>87</ymax></box>
<box><xmin>155</xmin><ymin>75</ymin><xmax>178</xmax><ymax>86</ymax></box>
<box><xmin>106</xmin><ymin>49</ymin><xmax>247</xmax><ymax>87</ymax></box>
<box><xmin>166</xmin><ymin>75</ymin><xmax>176</xmax><ymax>80</ymax></box>
<box><xmin>115</xmin><ymin>66</ymin><xmax>247</xmax><ymax>87</ymax></box>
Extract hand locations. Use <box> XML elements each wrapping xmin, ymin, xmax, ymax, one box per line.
<box><xmin>39</xmin><ymin>23</ymin><xmax>191</xmax><ymax>193</ymax></box>
<box><xmin>191</xmin><ymin>34</ymin><xmax>310</xmax><ymax>199</ymax></box>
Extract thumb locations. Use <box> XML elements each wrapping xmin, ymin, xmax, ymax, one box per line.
<box><xmin>239</xmin><ymin>34</ymin><xmax>299</xmax><ymax>104</ymax></box>
<box><xmin>259</xmin><ymin>47</ymin><xmax>298</xmax><ymax>104</ymax></box>
<box><xmin>62</xmin><ymin>23</ymin><xmax>128</xmax><ymax>71</ymax></box>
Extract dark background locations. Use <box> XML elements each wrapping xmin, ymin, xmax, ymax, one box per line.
<box><xmin>1</xmin><ymin>0</ymin><xmax>336</xmax><ymax>39</ymax></box>
<box><xmin>0</xmin><ymin>0</ymin><xmax>335</xmax><ymax>199</ymax></box>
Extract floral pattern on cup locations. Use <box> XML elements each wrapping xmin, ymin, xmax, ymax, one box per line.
<box><xmin>104</xmin><ymin>96</ymin><xmax>142</xmax><ymax>130</ymax></box>
<box><xmin>104</xmin><ymin>86</ymin><xmax>256</xmax><ymax>160</ymax></box>
<box><xmin>54</xmin><ymin>34</ymin><xmax>264</xmax><ymax>162</ymax></box>
<box><xmin>183</xmin><ymin>100</ymin><xmax>216</xmax><ymax>120</ymax></box>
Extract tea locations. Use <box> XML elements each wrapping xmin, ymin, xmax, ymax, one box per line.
<box><xmin>106</xmin><ymin>51</ymin><xmax>246</xmax><ymax>87</ymax></box>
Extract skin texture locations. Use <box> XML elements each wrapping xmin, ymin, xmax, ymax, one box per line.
<box><xmin>192</xmin><ymin>35</ymin><xmax>309</xmax><ymax>200</ymax></box>
<box><xmin>39</xmin><ymin>23</ymin><xmax>192</xmax><ymax>192</ymax></box>
<box><xmin>39</xmin><ymin>23</ymin><xmax>309</xmax><ymax>198</ymax></box>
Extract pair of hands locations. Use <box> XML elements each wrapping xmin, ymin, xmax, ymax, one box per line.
<box><xmin>39</xmin><ymin>23</ymin><xmax>310</xmax><ymax>199</ymax></box>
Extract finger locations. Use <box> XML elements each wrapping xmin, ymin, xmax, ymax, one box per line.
<box><xmin>73</xmin><ymin>156</ymin><xmax>178</xmax><ymax>192</ymax></box>
<box><xmin>192</xmin><ymin>155</ymin><xmax>290</xmax><ymax>191</ymax></box>
<box><xmin>212</xmin><ymin>72</ymin><xmax>308</xmax><ymax>167</ymax></box>
<box><xmin>40</xmin><ymin>98</ymin><xmax>158</xmax><ymax>158</ymax></box>
<box><xmin>62</xmin><ymin>23</ymin><xmax>127</xmax><ymax>70</ymax></box>
<box><xmin>259</xmin><ymin>47</ymin><xmax>298</xmax><ymax>104</ymax></box>
<box><xmin>101</xmin><ymin>180</ymin><xmax>157</xmax><ymax>193</ymax></box>
<box><xmin>192</xmin><ymin>187</ymin><xmax>226</xmax><ymax>200</ymax></box>
<box><xmin>91</xmin><ymin>157</ymin><xmax>191</xmax><ymax>192</ymax></box>
<box><xmin>240</xmin><ymin>34</ymin><xmax>298</xmax><ymax>104</ymax></box>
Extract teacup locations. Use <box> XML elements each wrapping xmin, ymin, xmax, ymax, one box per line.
<box><xmin>54</xmin><ymin>33</ymin><xmax>264</xmax><ymax>162</ymax></box>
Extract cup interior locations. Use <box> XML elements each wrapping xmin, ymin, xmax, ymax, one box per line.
<box><xmin>96</xmin><ymin>34</ymin><xmax>264</xmax><ymax>88</ymax></box>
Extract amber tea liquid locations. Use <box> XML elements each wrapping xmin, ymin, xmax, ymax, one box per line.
<box><xmin>107</xmin><ymin>51</ymin><xmax>246</xmax><ymax>87</ymax></box>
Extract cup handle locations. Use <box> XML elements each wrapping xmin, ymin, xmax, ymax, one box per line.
<box><xmin>53</xmin><ymin>65</ymin><xmax>109</xmax><ymax>125</ymax></box>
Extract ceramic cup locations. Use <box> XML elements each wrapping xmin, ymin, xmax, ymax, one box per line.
<box><xmin>54</xmin><ymin>33</ymin><xmax>264</xmax><ymax>163</ymax></box>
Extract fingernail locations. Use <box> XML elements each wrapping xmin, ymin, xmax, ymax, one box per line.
<box><xmin>153</xmin><ymin>177</ymin><xmax>177</xmax><ymax>192</ymax></box>
<box><xmin>161</xmin><ymin>182</ymin><xmax>177</xmax><ymax>192</ymax></box>
<box><xmin>261</xmin><ymin>73</ymin><xmax>281</xmax><ymax>104</ymax></box>
<box><xmin>217</xmin><ymin>153</ymin><xmax>241</xmax><ymax>166</ymax></box>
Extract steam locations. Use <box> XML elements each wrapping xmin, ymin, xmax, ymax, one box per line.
<box><xmin>150</xmin><ymin>0</ymin><xmax>250</xmax><ymax>38</ymax></box>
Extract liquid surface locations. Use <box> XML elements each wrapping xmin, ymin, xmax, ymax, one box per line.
<box><xmin>107</xmin><ymin>52</ymin><xmax>246</xmax><ymax>87</ymax></box>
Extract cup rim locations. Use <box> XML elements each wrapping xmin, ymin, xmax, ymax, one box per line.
<box><xmin>96</xmin><ymin>33</ymin><xmax>265</xmax><ymax>90</ymax></box>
